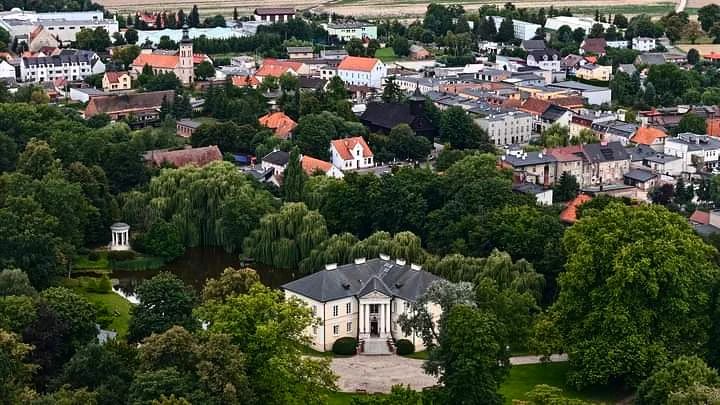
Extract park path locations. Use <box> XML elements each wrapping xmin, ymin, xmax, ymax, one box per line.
<box><xmin>330</xmin><ymin>353</ymin><xmax>568</xmax><ymax>393</ymax></box>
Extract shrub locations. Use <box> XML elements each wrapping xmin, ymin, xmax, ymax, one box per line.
<box><xmin>87</xmin><ymin>251</ymin><xmax>101</xmax><ymax>261</ymax></box>
<box><xmin>107</xmin><ymin>250</ymin><xmax>136</xmax><ymax>262</ymax></box>
<box><xmin>332</xmin><ymin>337</ymin><xmax>357</xmax><ymax>355</ymax></box>
<box><xmin>395</xmin><ymin>339</ymin><xmax>415</xmax><ymax>356</ymax></box>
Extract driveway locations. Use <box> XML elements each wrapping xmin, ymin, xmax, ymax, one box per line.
<box><xmin>330</xmin><ymin>353</ymin><xmax>569</xmax><ymax>393</ymax></box>
<box><xmin>330</xmin><ymin>355</ymin><xmax>437</xmax><ymax>393</ymax></box>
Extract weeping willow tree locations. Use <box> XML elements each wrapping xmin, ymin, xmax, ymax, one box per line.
<box><xmin>121</xmin><ymin>162</ymin><xmax>276</xmax><ymax>252</ymax></box>
<box><xmin>425</xmin><ymin>249</ymin><xmax>544</xmax><ymax>301</ymax></box>
<box><xmin>243</xmin><ymin>202</ymin><xmax>329</xmax><ymax>270</ymax></box>
<box><xmin>297</xmin><ymin>231</ymin><xmax>429</xmax><ymax>275</ymax></box>
<box><xmin>424</xmin><ymin>249</ymin><xmax>546</xmax><ymax>350</ymax></box>
<box><xmin>298</xmin><ymin>232</ymin><xmax>359</xmax><ymax>275</ymax></box>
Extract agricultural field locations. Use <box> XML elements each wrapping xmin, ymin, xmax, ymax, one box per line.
<box><xmin>96</xmin><ymin>0</ymin><xmax>685</xmax><ymax>19</ymax></box>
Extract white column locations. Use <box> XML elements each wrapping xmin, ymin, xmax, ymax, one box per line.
<box><xmin>364</xmin><ymin>304</ymin><xmax>370</xmax><ymax>335</ymax></box>
<box><xmin>112</xmin><ymin>232</ymin><xmax>116</xmax><ymax>246</ymax></box>
<box><xmin>362</xmin><ymin>304</ymin><xmax>366</xmax><ymax>333</ymax></box>
<box><xmin>383</xmin><ymin>303</ymin><xmax>388</xmax><ymax>334</ymax></box>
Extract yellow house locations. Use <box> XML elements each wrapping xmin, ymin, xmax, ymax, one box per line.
<box><xmin>575</xmin><ymin>64</ymin><xmax>612</xmax><ymax>82</ymax></box>
<box><xmin>516</xmin><ymin>84</ymin><xmax>571</xmax><ymax>100</ymax></box>
<box><xmin>102</xmin><ymin>71</ymin><xmax>132</xmax><ymax>92</ymax></box>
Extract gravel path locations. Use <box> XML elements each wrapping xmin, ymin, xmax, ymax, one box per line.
<box><xmin>330</xmin><ymin>353</ymin><xmax>568</xmax><ymax>393</ymax></box>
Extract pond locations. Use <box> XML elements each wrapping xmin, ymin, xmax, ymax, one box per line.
<box><xmin>111</xmin><ymin>247</ymin><xmax>296</xmax><ymax>300</ymax></box>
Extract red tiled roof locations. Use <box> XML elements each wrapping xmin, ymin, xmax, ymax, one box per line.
<box><xmin>560</xmin><ymin>194</ymin><xmax>593</xmax><ymax>223</ymax></box>
<box><xmin>331</xmin><ymin>136</ymin><xmax>373</xmax><ymax>160</ymax></box>
<box><xmin>520</xmin><ymin>97</ymin><xmax>551</xmax><ymax>115</ymax></box>
<box><xmin>132</xmin><ymin>53</ymin><xmax>179</xmax><ymax>69</ymax></box>
<box><xmin>584</xmin><ymin>56</ymin><xmax>598</xmax><ymax>64</ymax></box>
<box><xmin>632</xmin><ymin>126</ymin><xmax>667</xmax><ymax>145</ymax></box>
<box><xmin>104</xmin><ymin>71</ymin><xmax>127</xmax><ymax>84</ymax></box>
<box><xmin>147</xmin><ymin>146</ymin><xmax>222</xmax><ymax>168</ymax></box>
<box><xmin>301</xmin><ymin>155</ymin><xmax>334</xmax><ymax>175</ymax></box>
<box><xmin>552</xmin><ymin>96</ymin><xmax>585</xmax><ymax>108</ymax></box>
<box><xmin>232</xmin><ymin>75</ymin><xmax>260</xmax><ymax>87</ymax></box>
<box><xmin>549</xmin><ymin>145</ymin><xmax>584</xmax><ymax>162</ymax></box>
<box><xmin>337</xmin><ymin>56</ymin><xmax>380</xmax><ymax>72</ymax></box>
<box><xmin>259</xmin><ymin>111</ymin><xmax>297</xmax><ymax>140</ymax></box>
<box><xmin>193</xmin><ymin>53</ymin><xmax>210</xmax><ymax>65</ymax></box>
<box><xmin>581</xmin><ymin>38</ymin><xmax>607</xmax><ymax>54</ymax></box>
<box><xmin>690</xmin><ymin>210</ymin><xmax>710</xmax><ymax>225</ymax></box>
<box><xmin>705</xmin><ymin>52</ymin><xmax>720</xmax><ymax>61</ymax></box>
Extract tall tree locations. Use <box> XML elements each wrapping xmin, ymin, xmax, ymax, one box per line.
<box><xmin>196</xmin><ymin>284</ymin><xmax>337</xmax><ymax>405</ymax></box>
<box><xmin>243</xmin><ymin>203</ymin><xmax>328</xmax><ymax>270</ymax></box>
<box><xmin>283</xmin><ymin>148</ymin><xmax>307</xmax><ymax>202</ymax></box>
<box><xmin>550</xmin><ymin>203</ymin><xmax>720</xmax><ymax>388</ymax></box>
<box><xmin>188</xmin><ymin>5</ymin><xmax>200</xmax><ymax>27</ymax></box>
<box><xmin>127</xmin><ymin>272</ymin><xmax>198</xmax><ymax>342</ymax></box>
<box><xmin>637</xmin><ymin>356</ymin><xmax>720</xmax><ymax>405</ymax></box>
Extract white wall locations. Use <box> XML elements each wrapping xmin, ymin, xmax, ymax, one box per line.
<box><xmin>337</xmin><ymin>61</ymin><xmax>386</xmax><ymax>89</ymax></box>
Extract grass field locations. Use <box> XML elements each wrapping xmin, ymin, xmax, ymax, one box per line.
<box><xmin>375</xmin><ymin>47</ymin><xmax>398</xmax><ymax>62</ymax></box>
<box><xmin>80</xmin><ymin>291</ymin><xmax>134</xmax><ymax>339</ymax></box>
<box><xmin>96</xmin><ymin>0</ymin><xmax>682</xmax><ymax>19</ymax></box>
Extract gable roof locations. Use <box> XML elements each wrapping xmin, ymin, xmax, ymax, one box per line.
<box><xmin>301</xmin><ymin>155</ymin><xmax>334</xmax><ymax>175</ymax></box>
<box><xmin>262</xmin><ymin>150</ymin><xmax>290</xmax><ymax>166</ymax></box>
<box><xmin>624</xmin><ymin>168</ymin><xmax>657</xmax><ymax>182</ymax></box>
<box><xmin>104</xmin><ymin>71</ymin><xmax>128</xmax><ymax>84</ymax></box>
<box><xmin>690</xmin><ymin>210</ymin><xmax>711</xmax><ymax>225</ymax></box>
<box><xmin>132</xmin><ymin>53</ymin><xmax>179</xmax><ymax>69</ymax></box>
<box><xmin>259</xmin><ymin>111</ymin><xmax>297</xmax><ymax>140</ymax></box>
<box><xmin>360</xmin><ymin>102</ymin><xmax>436</xmax><ymax>134</ymax></box>
<box><xmin>338</xmin><ymin>56</ymin><xmax>380</xmax><ymax>72</ymax></box>
<box><xmin>581</xmin><ymin>38</ymin><xmax>607</xmax><ymax>53</ymax></box>
<box><xmin>146</xmin><ymin>146</ymin><xmax>222</xmax><ymax>167</ymax></box>
<box><xmin>522</xmin><ymin>39</ymin><xmax>547</xmax><ymax>50</ymax></box>
<box><xmin>255</xmin><ymin>59</ymin><xmax>304</xmax><ymax>77</ymax></box>
<box><xmin>583</xmin><ymin>142</ymin><xmax>630</xmax><ymax>163</ymax></box>
<box><xmin>86</xmin><ymin>90</ymin><xmax>175</xmax><ymax>116</ymax></box>
<box><xmin>560</xmin><ymin>194</ymin><xmax>593</xmax><ymax>223</ymax></box>
<box><xmin>549</xmin><ymin>145</ymin><xmax>585</xmax><ymax>162</ymax></box>
<box><xmin>331</xmin><ymin>136</ymin><xmax>373</xmax><ymax>160</ymax></box>
<box><xmin>631</xmin><ymin>126</ymin><xmax>667</xmax><ymax>145</ymax></box>
<box><xmin>231</xmin><ymin>75</ymin><xmax>260</xmax><ymax>87</ymax></box>
<box><xmin>281</xmin><ymin>257</ymin><xmax>444</xmax><ymax>302</ymax></box>
<box><xmin>520</xmin><ymin>97</ymin><xmax>551</xmax><ymax>115</ymax></box>
<box><xmin>542</xmin><ymin>105</ymin><xmax>570</xmax><ymax>121</ymax></box>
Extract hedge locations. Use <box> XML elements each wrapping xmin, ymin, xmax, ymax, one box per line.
<box><xmin>332</xmin><ymin>337</ymin><xmax>357</xmax><ymax>355</ymax></box>
<box><xmin>395</xmin><ymin>339</ymin><xmax>415</xmax><ymax>356</ymax></box>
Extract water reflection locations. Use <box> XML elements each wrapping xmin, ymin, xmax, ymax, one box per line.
<box><xmin>111</xmin><ymin>247</ymin><xmax>296</xmax><ymax>297</ymax></box>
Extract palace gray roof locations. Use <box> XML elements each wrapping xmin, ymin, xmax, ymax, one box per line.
<box><xmin>281</xmin><ymin>258</ymin><xmax>443</xmax><ymax>302</ymax></box>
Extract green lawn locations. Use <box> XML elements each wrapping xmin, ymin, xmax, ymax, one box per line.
<box><xmin>73</xmin><ymin>252</ymin><xmax>110</xmax><ymax>272</ymax></box>
<box><xmin>402</xmin><ymin>350</ymin><xmax>428</xmax><ymax>360</ymax></box>
<box><xmin>500</xmin><ymin>362</ymin><xmax>630</xmax><ymax>404</ymax></box>
<box><xmin>375</xmin><ymin>48</ymin><xmax>398</xmax><ymax>62</ymax></box>
<box><xmin>80</xmin><ymin>290</ymin><xmax>133</xmax><ymax>339</ymax></box>
<box><xmin>326</xmin><ymin>391</ymin><xmax>390</xmax><ymax>404</ymax></box>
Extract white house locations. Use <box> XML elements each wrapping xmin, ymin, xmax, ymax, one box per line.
<box><xmin>665</xmin><ymin>132</ymin><xmax>720</xmax><ymax>172</ymax></box>
<box><xmin>337</xmin><ymin>56</ymin><xmax>386</xmax><ymax>89</ymax></box>
<box><xmin>281</xmin><ymin>256</ymin><xmax>444</xmax><ymax>353</ymax></box>
<box><xmin>324</xmin><ymin>21</ymin><xmax>378</xmax><ymax>41</ymax></box>
<box><xmin>0</xmin><ymin>9</ymin><xmax>118</xmax><ymax>46</ymax></box>
<box><xmin>0</xmin><ymin>60</ymin><xmax>15</xmax><ymax>79</ymax></box>
<box><xmin>632</xmin><ymin>37</ymin><xmax>656</xmax><ymax>52</ymax></box>
<box><xmin>331</xmin><ymin>136</ymin><xmax>374</xmax><ymax>171</ymax></box>
<box><xmin>20</xmin><ymin>50</ymin><xmax>104</xmax><ymax>82</ymax></box>
<box><xmin>526</xmin><ymin>49</ymin><xmax>562</xmax><ymax>72</ymax></box>
<box><xmin>474</xmin><ymin>109</ymin><xmax>533</xmax><ymax>146</ymax></box>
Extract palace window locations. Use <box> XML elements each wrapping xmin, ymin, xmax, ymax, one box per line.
<box><xmin>312</xmin><ymin>305</ymin><xmax>317</xmax><ymax>316</ymax></box>
<box><xmin>346</xmin><ymin>302</ymin><xmax>351</xmax><ymax>314</ymax></box>
<box><xmin>332</xmin><ymin>305</ymin><xmax>339</xmax><ymax>317</ymax></box>
<box><xmin>333</xmin><ymin>324</ymin><xmax>340</xmax><ymax>336</ymax></box>
<box><xmin>346</xmin><ymin>321</ymin><xmax>352</xmax><ymax>332</ymax></box>
<box><xmin>312</xmin><ymin>326</ymin><xmax>317</xmax><ymax>335</ymax></box>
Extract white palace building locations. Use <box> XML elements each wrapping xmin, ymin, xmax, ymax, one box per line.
<box><xmin>281</xmin><ymin>255</ymin><xmax>443</xmax><ymax>354</ymax></box>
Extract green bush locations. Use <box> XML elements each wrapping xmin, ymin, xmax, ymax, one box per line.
<box><xmin>395</xmin><ymin>339</ymin><xmax>415</xmax><ymax>356</ymax></box>
<box><xmin>107</xmin><ymin>250</ymin><xmax>136</xmax><ymax>262</ymax></box>
<box><xmin>87</xmin><ymin>251</ymin><xmax>101</xmax><ymax>261</ymax></box>
<box><xmin>332</xmin><ymin>337</ymin><xmax>357</xmax><ymax>355</ymax></box>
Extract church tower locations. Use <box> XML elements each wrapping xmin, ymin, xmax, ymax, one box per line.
<box><xmin>178</xmin><ymin>25</ymin><xmax>194</xmax><ymax>85</ymax></box>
